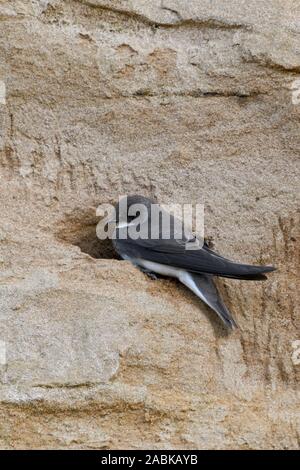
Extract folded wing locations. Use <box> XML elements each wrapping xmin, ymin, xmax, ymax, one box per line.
<box><xmin>115</xmin><ymin>236</ymin><xmax>275</xmax><ymax>280</ymax></box>
<box><xmin>179</xmin><ymin>272</ymin><xmax>238</xmax><ymax>329</ymax></box>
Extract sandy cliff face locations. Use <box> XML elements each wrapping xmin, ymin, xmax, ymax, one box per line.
<box><xmin>0</xmin><ymin>0</ymin><xmax>299</xmax><ymax>449</ymax></box>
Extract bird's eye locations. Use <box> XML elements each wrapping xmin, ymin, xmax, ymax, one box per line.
<box><xmin>128</xmin><ymin>210</ymin><xmax>141</xmax><ymax>222</ymax></box>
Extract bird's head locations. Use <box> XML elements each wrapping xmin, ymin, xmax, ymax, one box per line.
<box><xmin>113</xmin><ymin>195</ymin><xmax>155</xmax><ymax>228</ymax></box>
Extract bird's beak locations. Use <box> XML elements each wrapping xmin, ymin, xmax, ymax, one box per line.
<box><xmin>106</xmin><ymin>218</ymin><xmax>116</xmax><ymax>226</ymax></box>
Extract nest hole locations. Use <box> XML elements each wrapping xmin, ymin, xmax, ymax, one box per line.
<box><xmin>56</xmin><ymin>209</ymin><xmax>119</xmax><ymax>259</ymax></box>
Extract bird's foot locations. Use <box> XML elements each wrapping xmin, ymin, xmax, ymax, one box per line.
<box><xmin>139</xmin><ymin>267</ymin><xmax>158</xmax><ymax>280</ymax></box>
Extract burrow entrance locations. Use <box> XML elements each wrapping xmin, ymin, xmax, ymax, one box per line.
<box><xmin>56</xmin><ymin>208</ymin><xmax>119</xmax><ymax>259</ymax></box>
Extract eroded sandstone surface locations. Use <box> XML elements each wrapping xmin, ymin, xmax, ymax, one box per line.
<box><xmin>0</xmin><ymin>0</ymin><xmax>299</xmax><ymax>449</ymax></box>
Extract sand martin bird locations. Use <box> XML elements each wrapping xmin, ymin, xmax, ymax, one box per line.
<box><xmin>111</xmin><ymin>195</ymin><xmax>276</xmax><ymax>329</ymax></box>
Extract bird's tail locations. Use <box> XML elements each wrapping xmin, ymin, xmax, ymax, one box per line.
<box><xmin>218</xmin><ymin>264</ymin><xmax>276</xmax><ymax>280</ymax></box>
<box><xmin>179</xmin><ymin>272</ymin><xmax>238</xmax><ymax>329</ymax></box>
<box><xmin>201</xmin><ymin>246</ymin><xmax>276</xmax><ymax>280</ymax></box>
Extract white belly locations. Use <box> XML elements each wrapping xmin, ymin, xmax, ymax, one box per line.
<box><xmin>133</xmin><ymin>258</ymin><xmax>183</xmax><ymax>279</ymax></box>
<box><xmin>133</xmin><ymin>258</ymin><xmax>206</xmax><ymax>303</ymax></box>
